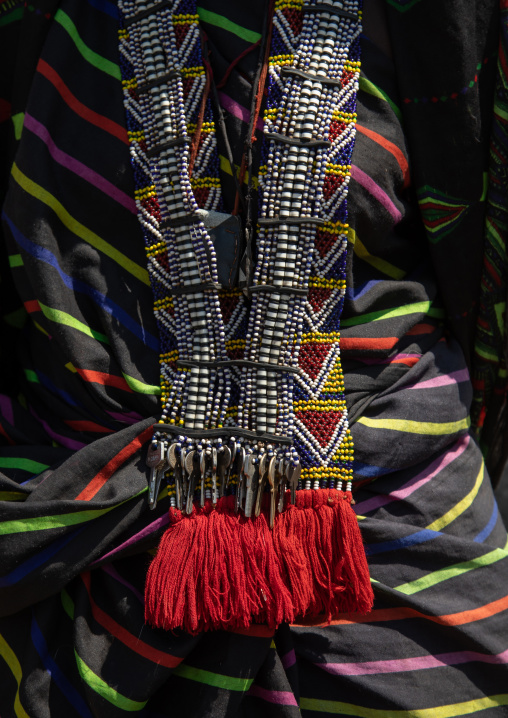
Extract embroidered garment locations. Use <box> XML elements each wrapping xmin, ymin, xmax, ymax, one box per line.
<box><xmin>0</xmin><ymin>0</ymin><xmax>507</xmax><ymax>715</ymax></box>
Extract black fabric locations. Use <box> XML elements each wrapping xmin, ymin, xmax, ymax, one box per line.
<box><xmin>0</xmin><ymin>0</ymin><xmax>507</xmax><ymax>716</ymax></box>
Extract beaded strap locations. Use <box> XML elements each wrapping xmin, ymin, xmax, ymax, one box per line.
<box><xmin>118</xmin><ymin>0</ymin><xmax>361</xmax><ymax>507</ymax></box>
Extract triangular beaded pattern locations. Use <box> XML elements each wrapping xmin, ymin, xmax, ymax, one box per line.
<box><xmin>118</xmin><ymin>0</ymin><xmax>361</xmax><ymax>497</ymax></box>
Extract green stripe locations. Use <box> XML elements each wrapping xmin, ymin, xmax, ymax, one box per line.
<box><xmin>8</xmin><ymin>254</ymin><xmax>23</xmax><ymax>268</ymax></box>
<box><xmin>3</xmin><ymin>307</ymin><xmax>27</xmax><ymax>329</ymax></box>
<box><xmin>0</xmin><ymin>7</ymin><xmax>22</xmax><ymax>26</ymax></box>
<box><xmin>61</xmin><ymin>589</ymin><xmax>75</xmax><ymax>620</ymax></box>
<box><xmin>0</xmin><ymin>488</ymin><xmax>146</xmax><ymax>535</ymax></box>
<box><xmin>55</xmin><ymin>9</ymin><xmax>121</xmax><ymax>80</ymax></box>
<box><xmin>196</xmin><ymin>6</ymin><xmax>261</xmax><ymax>43</ymax></box>
<box><xmin>75</xmin><ymin>650</ymin><xmax>147</xmax><ymax>711</ymax></box>
<box><xmin>395</xmin><ymin>546</ymin><xmax>508</xmax><ymax>596</ymax></box>
<box><xmin>475</xmin><ymin>344</ymin><xmax>499</xmax><ymax>362</ymax></box>
<box><xmin>39</xmin><ymin>303</ymin><xmax>110</xmax><ymax>344</ymax></box>
<box><xmin>486</xmin><ymin>219</ymin><xmax>507</xmax><ymax>256</ymax></box>
<box><xmin>0</xmin><ymin>457</ymin><xmax>49</xmax><ymax>474</ymax></box>
<box><xmin>341</xmin><ymin>301</ymin><xmax>443</xmax><ymax>327</ymax></box>
<box><xmin>480</xmin><ymin>172</ymin><xmax>488</xmax><ymax>202</ymax></box>
<box><xmin>122</xmin><ymin>373</ymin><xmax>161</xmax><ymax>395</ymax></box>
<box><xmin>11</xmin><ymin>112</ymin><xmax>24</xmax><ymax>141</ymax></box>
<box><xmin>24</xmin><ymin>369</ymin><xmax>39</xmax><ymax>383</ymax></box>
<box><xmin>359</xmin><ymin>76</ymin><xmax>402</xmax><ymax>120</ymax></box>
<box><xmin>495</xmin><ymin>302</ymin><xmax>506</xmax><ymax>335</ymax></box>
<box><xmin>495</xmin><ymin>103</ymin><xmax>508</xmax><ymax>122</ymax></box>
<box><xmin>174</xmin><ymin>663</ymin><xmax>254</xmax><ymax>692</ymax></box>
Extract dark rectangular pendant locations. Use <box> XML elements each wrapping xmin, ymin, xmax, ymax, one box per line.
<box><xmin>197</xmin><ymin>210</ymin><xmax>243</xmax><ymax>289</ymax></box>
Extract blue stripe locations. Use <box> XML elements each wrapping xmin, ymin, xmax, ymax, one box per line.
<box><xmin>87</xmin><ymin>0</ymin><xmax>119</xmax><ymax>18</ymax></box>
<box><xmin>345</xmin><ymin>279</ymin><xmax>382</xmax><ymax>302</ymax></box>
<box><xmin>31</xmin><ymin>614</ymin><xmax>94</xmax><ymax>718</ymax></box>
<box><xmin>366</xmin><ymin>528</ymin><xmax>439</xmax><ymax>555</ymax></box>
<box><xmin>353</xmin><ymin>460</ymin><xmax>392</xmax><ymax>478</ymax></box>
<box><xmin>0</xmin><ymin>530</ymin><xmax>81</xmax><ymax>586</ymax></box>
<box><xmin>37</xmin><ymin>370</ymin><xmax>83</xmax><ymax>409</ymax></box>
<box><xmin>473</xmin><ymin>502</ymin><xmax>499</xmax><ymax>543</ymax></box>
<box><xmin>3</xmin><ymin>213</ymin><xmax>159</xmax><ymax>351</ymax></box>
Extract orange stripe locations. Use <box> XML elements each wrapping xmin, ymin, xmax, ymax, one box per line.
<box><xmin>24</xmin><ymin>300</ymin><xmax>41</xmax><ymax>313</ymax></box>
<box><xmin>356</xmin><ymin>123</ymin><xmax>410</xmax><ymax>188</ymax></box>
<box><xmin>65</xmin><ymin>420</ymin><xmax>115</xmax><ymax>434</ymax></box>
<box><xmin>75</xmin><ymin>367</ymin><xmax>133</xmax><ymax>392</ymax></box>
<box><xmin>341</xmin><ymin>336</ymin><xmax>398</xmax><ymax>351</ymax></box>
<box><xmin>37</xmin><ymin>59</ymin><xmax>128</xmax><ymax>144</ymax></box>
<box><xmin>0</xmin><ymin>423</ymin><xmax>15</xmax><ymax>446</ymax></box>
<box><xmin>390</xmin><ymin>356</ymin><xmax>420</xmax><ymax>367</ymax></box>
<box><xmin>75</xmin><ymin>424</ymin><xmax>153</xmax><ymax>500</ymax></box>
<box><xmin>81</xmin><ymin>572</ymin><xmax>183</xmax><ymax>668</ymax></box>
<box><xmin>227</xmin><ymin>625</ymin><xmax>275</xmax><ymax>638</ymax></box>
<box><xmin>406</xmin><ymin>323</ymin><xmax>436</xmax><ymax>336</ymax></box>
<box><xmin>292</xmin><ymin>594</ymin><xmax>508</xmax><ymax>628</ymax></box>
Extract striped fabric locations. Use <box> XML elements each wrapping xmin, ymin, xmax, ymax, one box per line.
<box><xmin>0</xmin><ymin>0</ymin><xmax>507</xmax><ymax>716</ymax></box>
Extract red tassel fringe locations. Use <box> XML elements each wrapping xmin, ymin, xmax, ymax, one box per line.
<box><xmin>145</xmin><ymin>489</ymin><xmax>373</xmax><ymax>634</ymax></box>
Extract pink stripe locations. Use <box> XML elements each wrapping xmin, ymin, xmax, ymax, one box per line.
<box><xmin>407</xmin><ymin>368</ymin><xmax>470</xmax><ymax>390</ymax></box>
<box><xmin>106</xmin><ymin>410</ymin><xmax>144</xmax><ymax>425</ymax></box>
<box><xmin>248</xmin><ymin>685</ymin><xmax>299</xmax><ymax>706</ymax></box>
<box><xmin>92</xmin><ymin>513</ymin><xmax>170</xmax><ymax>565</ymax></box>
<box><xmin>319</xmin><ymin>647</ymin><xmax>508</xmax><ymax>677</ymax></box>
<box><xmin>218</xmin><ymin>92</ymin><xmax>264</xmax><ymax>131</ymax></box>
<box><xmin>281</xmin><ymin>649</ymin><xmax>296</xmax><ymax>669</ymax></box>
<box><xmin>354</xmin><ymin>435</ymin><xmax>470</xmax><ymax>514</ymax></box>
<box><xmin>29</xmin><ymin>407</ymin><xmax>86</xmax><ymax>451</ymax></box>
<box><xmin>351</xmin><ymin>165</ymin><xmax>402</xmax><ymax>223</ymax></box>
<box><xmin>24</xmin><ymin>113</ymin><xmax>137</xmax><ymax>213</ymax></box>
<box><xmin>0</xmin><ymin>395</ymin><xmax>14</xmax><ymax>426</ymax></box>
<box><xmin>101</xmin><ymin>564</ymin><xmax>144</xmax><ymax>603</ymax></box>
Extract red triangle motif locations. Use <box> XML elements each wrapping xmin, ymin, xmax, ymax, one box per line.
<box><xmin>219</xmin><ymin>293</ymin><xmax>240</xmax><ymax>325</ymax></box>
<box><xmin>296</xmin><ymin>410</ymin><xmax>343</xmax><ymax>447</ymax></box>
<box><xmin>298</xmin><ymin>343</ymin><xmax>332</xmax><ymax>380</ymax></box>
<box><xmin>156</xmin><ymin>252</ymin><xmax>170</xmax><ymax>272</ymax></box>
<box><xmin>174</xmin><ymin>24</ymin><xmax>190</xmax><ymax>49</ymax></box>
<box><xmin>329</xmin><ymin>120</ymin><xmax>346</xmax><ymax>142</ymax></box>
<box><xmin>182</xmin><ymin>77</ymin><xmax>194</xmax><ymax>100</ymax></box>
<box><xmin>282</xmin><ymin>7</ymin><xmax>303</xmax><ymax>35</ymax></box>
<box><xmin>141</xmin><ymin>196</ymin><xmax>161</xmax><ymax>222</ymax></box>
<box><xmin>314</xmin><ymin>229</ymin><xmax>338</xmax><ymax>258</ymax></box>
<box><xmin>193</xmin><ymin>188</ymin><xmax>210</xmax><ymax>208</ymax></box>
<box><xmin>228</xmin><ymin>347</ymin><xmax>244</xmax><ymax>360</ymax></box>
<box><xmin>323</xmin><ymin>174</ymin><xmax>343</xmax><ymax>201</ymax></box>
<box><xmin>308</xmin><ymin>287</ymin><xmax>333</xmax><ymax>313</ymax></box>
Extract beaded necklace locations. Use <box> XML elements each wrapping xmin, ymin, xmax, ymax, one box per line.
<box><xmin>119</xmin><ymin>0</ymin><xmax>371</xmax><ymax>632</ymax></box>
<box><xmin>119</xmin><ymin>0</ymin><xmax>360</xmax><ymax>501</ymax></box>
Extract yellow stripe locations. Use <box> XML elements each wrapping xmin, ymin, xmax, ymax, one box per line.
<box><xmin>357</xmin><ymin>416</ymin><xmax>470</xmax><ymax>436</ymax></box>
<box><xmin>0</xmin><ymin>633</ymin><xmax>30</xmax><ymax>718</ymax></box>
<box><xmin>299</xmin><ymin>695</ymin><xmax>508</xmax><ymax>717</ymax></box>
<box><xmin>349</xmin><ymin>228</ymin><xmax>406</xmax><ymax>280</ymax></box>
<box><xmin>426</xmin><ymin>462</ymin><xmax>484</xmax><ymax>532</ymax></box>
<box><xmin>12</xmin><ymin>164</ymin><xmax>149</xmax><ymax>286</ymax></box>
<box><xmin>219</xmin><ymin>155</ymin><xmax>259</xmax><ymax>189</ymax></box>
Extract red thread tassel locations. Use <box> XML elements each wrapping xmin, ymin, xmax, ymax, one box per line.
<box><xmin>145</xmin><ymin>489</ymin><xmax>373</xmax><ymax>633</ymax></box>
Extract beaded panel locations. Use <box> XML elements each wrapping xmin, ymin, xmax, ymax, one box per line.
<box><xmin>118</xmin><ymin>0</ymin><xmax>361</xmax><ymax>500</ymax></box>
